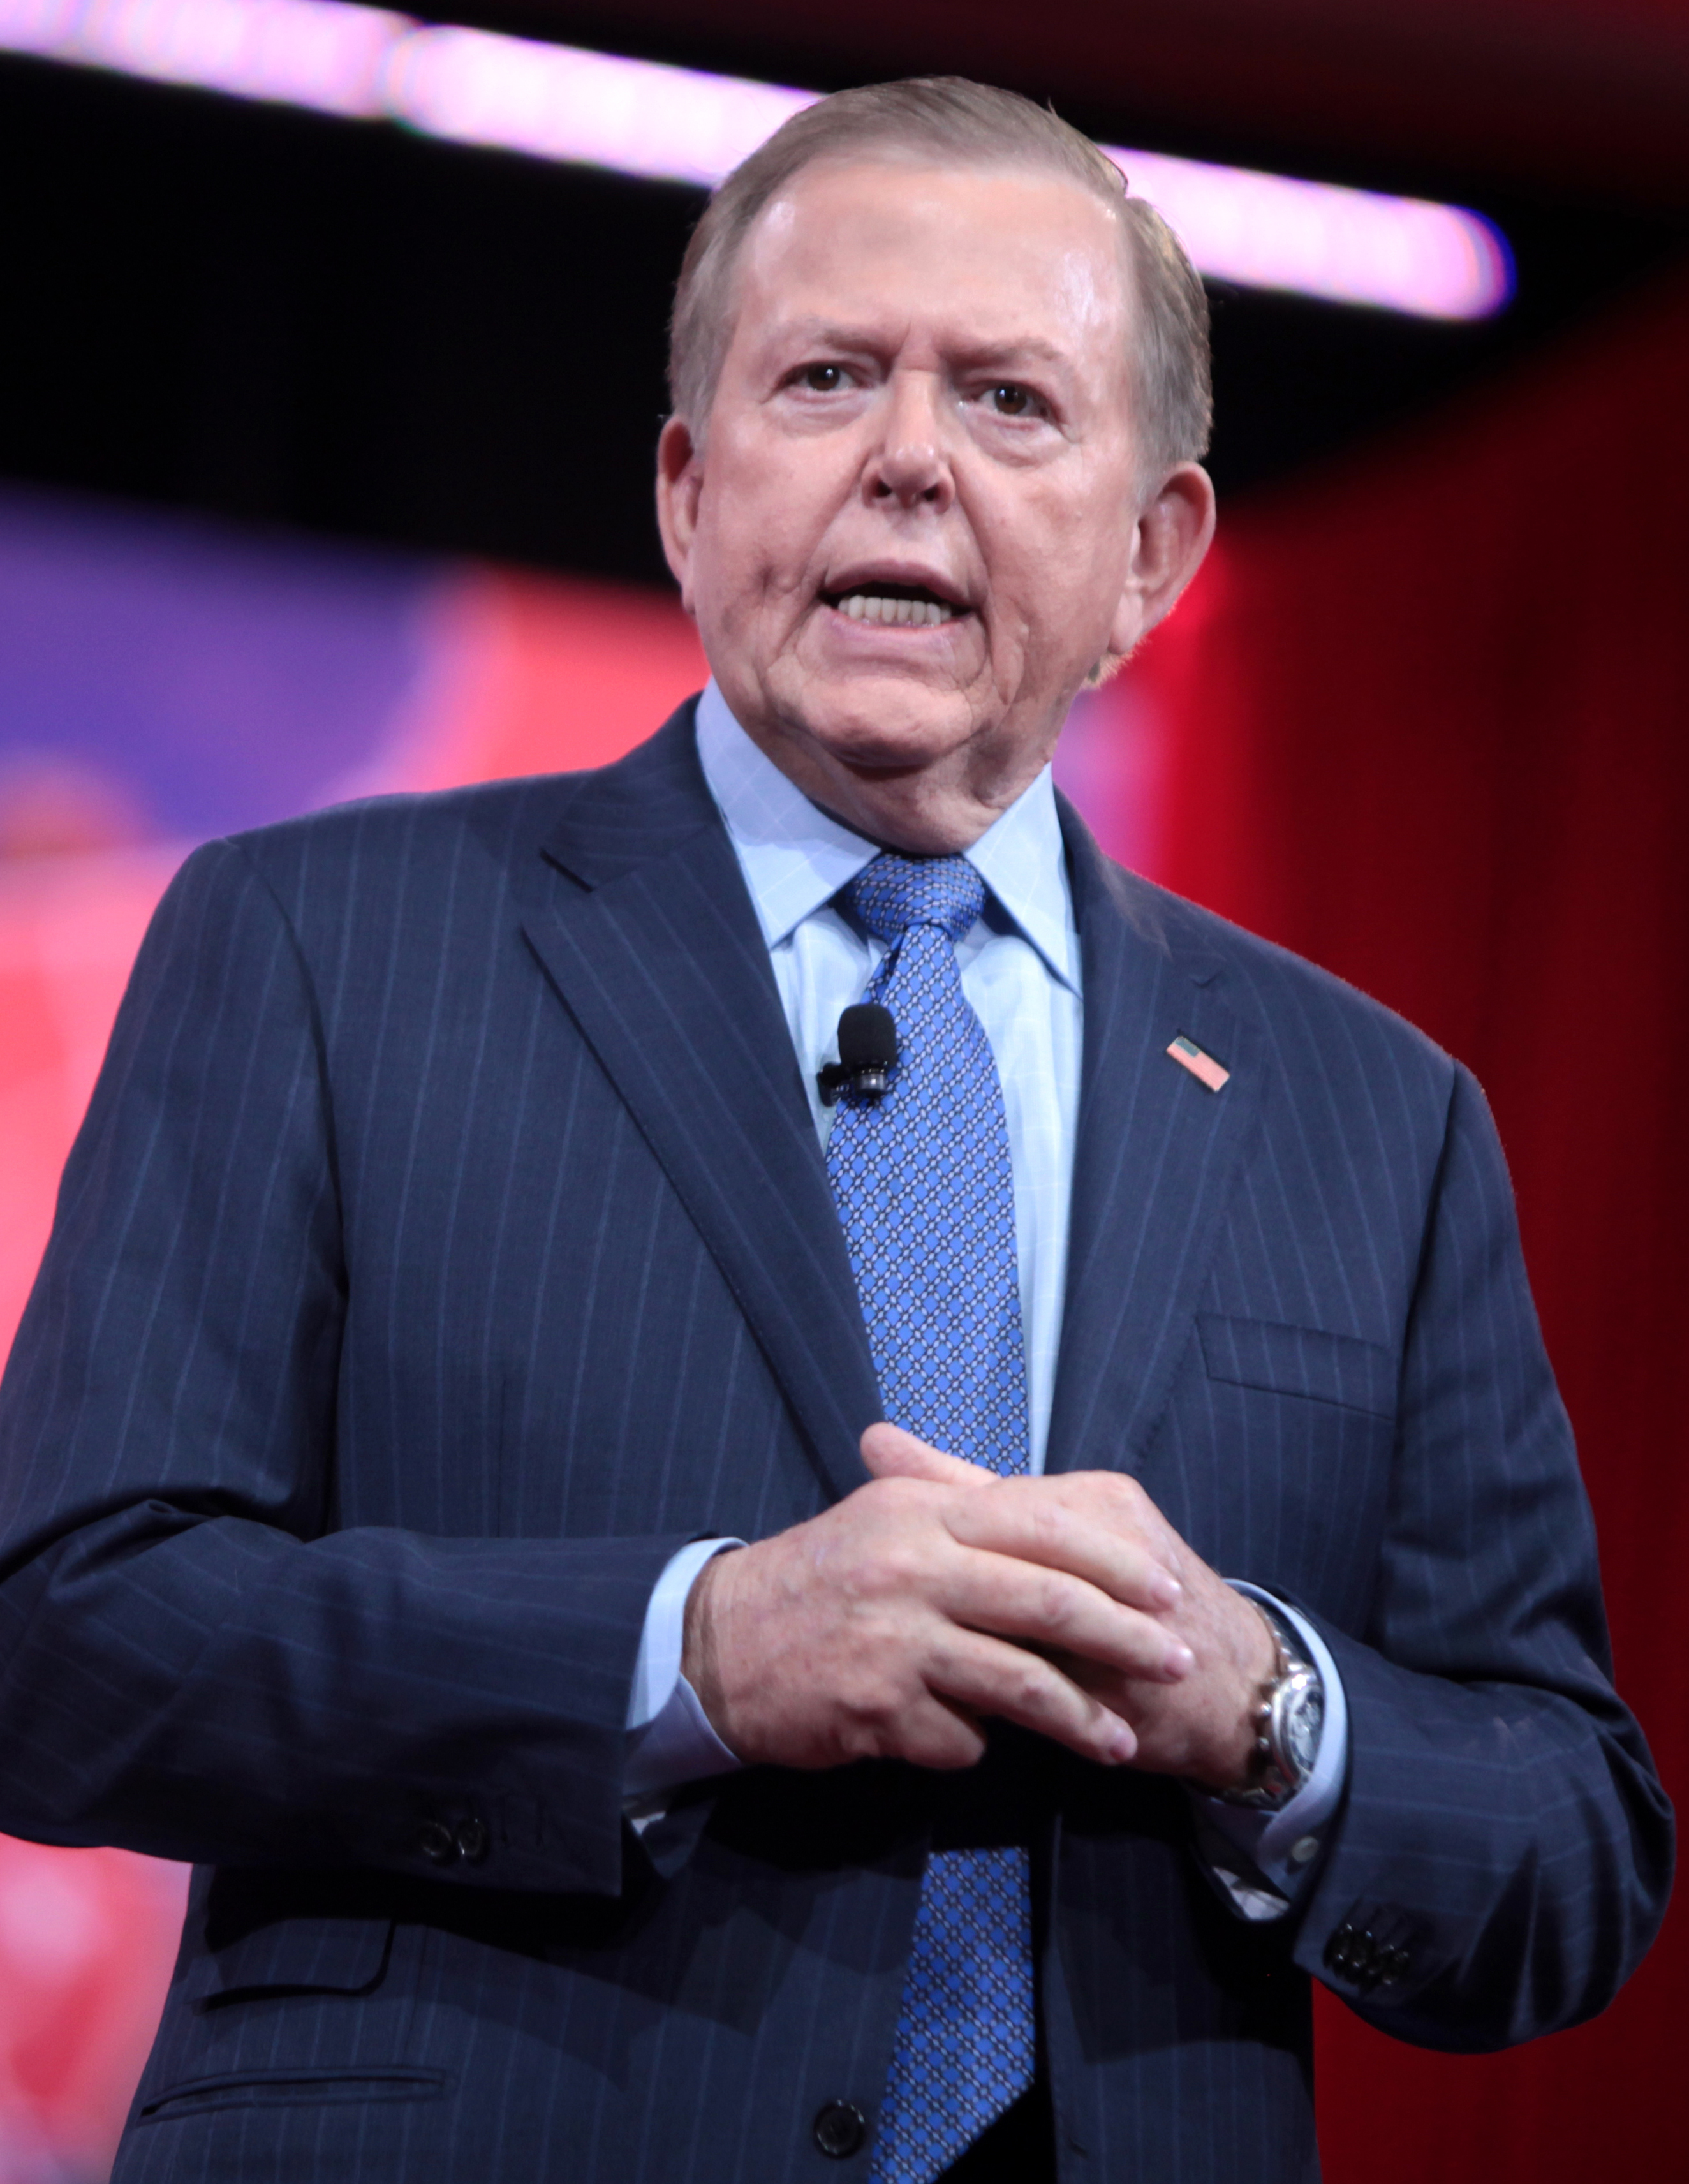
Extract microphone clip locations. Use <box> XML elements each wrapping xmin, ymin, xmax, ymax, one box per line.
<box><xmin>818</xmin><ymin>1002</ymin><xmax>898</xmax><ymax>1107</ymax></box>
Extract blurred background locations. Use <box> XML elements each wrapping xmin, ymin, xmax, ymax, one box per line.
<box><xmin>1</xmin><ymin>1</ymin><xmax>1686</xmax><ymax>2177</ymax></box>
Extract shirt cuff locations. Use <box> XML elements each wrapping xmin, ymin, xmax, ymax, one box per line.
<box><xmin>1186</xmin><ymin>1583</ymin><xmax>1350</xmax><ymax>1921</ymax></box>
<box><xmin>624</xmin><ymin>1537</ymin><xmax>746</xmax><ymax>1809</ymax></box>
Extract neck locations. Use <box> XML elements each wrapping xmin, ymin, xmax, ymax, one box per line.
<box><xmin>737</xmin><ymin>714</ymin><xmax>1056</xmax><ymax>856</ymax></box>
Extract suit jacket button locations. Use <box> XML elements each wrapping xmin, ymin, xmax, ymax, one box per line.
<box><xmin>455</xmin><ymin>1817</ymin><xmax>489</xmax><ymax>1864</ymax></box>
<box><xmin>813</xmin><ymin>2101</ymin><xmax>868</xmax><ymax>2158</ymax></box>
<box><xmin>1325</xmin><ymin>1922</ymin><xmax>1377</xmax><ymax>1982</ymax></box>
<box><xmin>417</xmin><ymin>1820</ymin><xmax>457</xmax><ymax>1865</ymax></box>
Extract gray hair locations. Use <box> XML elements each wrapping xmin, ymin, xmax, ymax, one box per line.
<box><xmin>667</xmin><ymin>77</ymin><xmax>1212</xmax><ymax>492</ymax></box>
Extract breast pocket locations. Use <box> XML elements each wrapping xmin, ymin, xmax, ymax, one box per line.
<box><xmin>1196</xmin><ymin>1313</ymin><xmax>1398</xmax><ymax>1419</ymax></box>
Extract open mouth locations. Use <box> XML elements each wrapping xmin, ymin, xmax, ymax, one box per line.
<box><xmin>820</xmin><ymin>582</ymin><xmax>967</xmax><ymax>628</ymax></box>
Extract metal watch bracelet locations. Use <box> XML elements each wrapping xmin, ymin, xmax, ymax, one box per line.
<box><xmin>1217</xmin><ymin>1600</ymin><xmax>1325</xmax><ymax>1810</ymax></box>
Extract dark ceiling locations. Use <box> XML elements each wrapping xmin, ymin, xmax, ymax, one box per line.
<box><xmin>3</xmin><ymin>3</ymin><xmax>1685</xmax><ymax>586</ymax></box>
<box><xmin>474</xmin><ymin>0</ymin><xmax>1689</xmax><ymax>205</ymax></box>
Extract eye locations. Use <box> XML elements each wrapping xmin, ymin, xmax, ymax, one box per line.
<box><xmin>985</xmin><ymin>383</ymin><xmax>1044</xmax><ymax>418</ymax></box>
<box><xmin>795</xmin><ymin>362</ymin><xmax>848</xmax><ymax>393</ymax></box>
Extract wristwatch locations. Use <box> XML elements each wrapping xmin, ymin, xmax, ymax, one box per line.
<box><xmin>1219</xmin><ymin>1600</ymin><xmax>1325</xmax><ymax>1809</ymax></box>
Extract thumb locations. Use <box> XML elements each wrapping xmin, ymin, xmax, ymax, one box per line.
<box><xmin>860</xmin><ymin>1420</ymin><xmax>998</xmax><ymax>1488</ymax></box>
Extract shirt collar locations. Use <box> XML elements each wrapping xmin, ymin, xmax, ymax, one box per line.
<box><xmin>695</xmin><ymin>679</ymin><xmax>1079</xmax><ymax>993</ymax></box>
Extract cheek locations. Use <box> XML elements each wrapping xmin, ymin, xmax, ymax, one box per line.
<box><xmin>690</xmin><ymin>501</ymin><xmax>779</xmax><ymax>634</ymax></box>
<box><xmin>977</xmin><ymin>524</ymin><xmax>1095</xmax><ymax>660</ymax></box>
<box><xmin>1007</xmin><ymin>491</ymin><xmax>1132</xmax><ymax>640</ymax></box>
<box><xmin>715</xmin><ymin>422</ymin><xmax>841</xmax><ymax>536</ymax></box>
<box><xmin>697</xmin><ymin>478</ymin><xmax>822</xmax><ymax>626</ymax></box>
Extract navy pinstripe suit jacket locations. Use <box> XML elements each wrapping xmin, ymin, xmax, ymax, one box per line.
<box><xmin>0</xmin><ymin>704</ymin><xmax>1670</xmax><ymax>2183</ymax></box>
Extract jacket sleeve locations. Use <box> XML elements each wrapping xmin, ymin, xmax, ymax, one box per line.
<box><xmin>1290</xmin><ymin>1062</ymin><xmax>1673</xmax><ymax>2047</ymax></box>
<box><xmin>0</xmin><ymin>838</ymin><xmax>686</xmax><ymax>1896</ymax></box>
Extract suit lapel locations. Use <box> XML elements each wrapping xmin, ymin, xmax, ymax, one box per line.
<box><xmin>520</xmin><ymin>708</ymin><xmax>880</xmax><ymax>1506</ymax></box>
<box><xmin>1044</xmin><ymin>802</ymin><xmax>1269</xmax><ymax>1479</ymax></box>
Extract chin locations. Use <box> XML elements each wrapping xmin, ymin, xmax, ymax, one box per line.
<box><xmin>789</xmin><ymin>677</ymin><xmax>976</xmax><ymax>775</ymax></box>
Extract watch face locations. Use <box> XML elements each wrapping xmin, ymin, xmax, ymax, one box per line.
<box><xmin>1275</xmin><ymin>1670</ymin><xmax>1325</xmax><ymax>1783</ymax></box>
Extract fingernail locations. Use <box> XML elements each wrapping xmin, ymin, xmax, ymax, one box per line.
<box><xmin>1165</xmin><ymin>1644</ymin><xmax>1196</xmax><ymax>1679</ymax></box>
<box><xmin>1149</xmin><ymin>1570</ymin><xmax>1183</xmax><ymax>1607</ymax></box>
<box><xmin>1107</xmin><ymin>1723</ymin><xmax>1137</xmax><ymax>1764</ymax></box>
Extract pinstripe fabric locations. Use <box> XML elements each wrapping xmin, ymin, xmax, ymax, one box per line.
<box><xmin>0</xmin><ymin>701</ymin><xmax>1669</xmax><ymax>2184</ymax></box>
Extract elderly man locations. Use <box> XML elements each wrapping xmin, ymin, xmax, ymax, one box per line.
<box><xmin>0</xmin><ymin>76</ymin><xmax>1669</xmax><ymax>2184</ymax></box>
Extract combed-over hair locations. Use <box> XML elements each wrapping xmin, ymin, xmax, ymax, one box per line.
<box><xmin>667</xmin><ymin>77</ymin><xmax>1212</xmax><ymax>492</ymax></box>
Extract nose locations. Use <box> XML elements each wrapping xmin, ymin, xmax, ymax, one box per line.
<box><xmin>866</xmin><ymin>374</ymin><xmax>955</xmax><ymax>513</ymax></box>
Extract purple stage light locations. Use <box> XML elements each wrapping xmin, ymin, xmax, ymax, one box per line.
<box><xmin>1115</xmin><ymin>146</ymin><xmax>1512</xmax><ymax>321</ymax></box>
<box><xmin>10</xmin><ymin>0</ymin><xmax>398</xmax><ymax>116</ymax></box>
<box><xmin>382</xmin><ymin>24</ymin><xmax>813</xmax><ymax>188</ymax></box>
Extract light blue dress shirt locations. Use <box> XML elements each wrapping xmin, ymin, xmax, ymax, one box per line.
<box><xmin>623</xmin><ymin>684</ymin><xmax>1346</xmax><ymax>1914</ymax></box>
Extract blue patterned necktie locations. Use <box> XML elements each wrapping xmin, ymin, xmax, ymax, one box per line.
<box><xmin>825</xmin><ymin>852</ymin><xmax>1036</xmax><ymax>2184</ymax></box>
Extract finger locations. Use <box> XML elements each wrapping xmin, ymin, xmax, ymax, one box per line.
<box><xmin>938</xmin><ymin>1547</ymin><xmax>1195</xmax><ymax>1682</ymax></box>
<box><xmin>860</xmin><ymin>1420</ymin><xmax>998</xmax><ymax>1489</ymax></box>
<box><xmin>896</xmin><ymin>1695</ymin><xmax>991</xmax><ymax>1773</ymax></box>
<box><xmin>923</xmin><ymin>1628</ymin><xmax>1139</xmax><ymax>1766</ymax></box>
<box><xmin>1057</xmin><ymin>1468</ymin><xmax>1187</xmax><ymax>1567</ymax></box>
<box><xmin>941</xmin><ymin>1484</ymin><xmax>1183</xmax><ymax>1612</ymax></box>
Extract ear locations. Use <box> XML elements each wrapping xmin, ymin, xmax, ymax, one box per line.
<box><xmin>1105</xmin><ymin>462</ymin><xmax>1217</xmax><ymax>661</ymax></box>
<box><xmin>655</xmin><ymin>415</ymin><xmax>705</xmax><ymax>614</ymax></box>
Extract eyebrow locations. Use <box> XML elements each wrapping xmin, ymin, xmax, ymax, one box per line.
<box><xmin>767</xmin><ymin>320</ymin><xmax>1079</xmax><ymax>374</ymax></box>
<box><xmin>950</xmin><ymin>337</ymin><xmax>1077</xmax><ymax>374</ymax></box>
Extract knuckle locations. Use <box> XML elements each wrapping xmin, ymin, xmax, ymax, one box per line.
<box><xmin>876</xmin><ymin>1538</ymin><xmax>933</xmax><ymax>1595</ymax></box>
<box><xmin>830</xmin><ymin>1533</ymin><xmax>927</xmax><ymax>1606</ymax></box>
<box><xmin>837</xmin><ymin>1679</ymin><xmax>906</xmax><ymax>1753</ymax></box>
<box><xmin>1027</xmin><ymin>1573</ymin><xmax>1076</xmax><ymax>1638</ymax></box>
<box><xmin>1005</xmin><ymin>1654</ymin><xmax>1056</xmax><ymax>1712</ymax></box>
<box><xmin>1025</xmin><ymin>1498</ymin><xmax>1069</xmax><ymax>1556</ymax></box>
<box><xmin>873</xmin><ymin>1475</ymin><xmax>932</xmax><ymax>1517</ymax></box>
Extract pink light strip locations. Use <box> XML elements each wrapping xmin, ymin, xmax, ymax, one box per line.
<box><xmin>3</xmin><ymin>0</ymin><xmax>400</xmax><ymax>116</ymax></box>
<box><xmin>1112</xmin><ymin>145</ymin><xmax>1511</xmax><ymax>321</ymax></box>
<box><xmin>382</xmin><ymin>25</ymin><xmax>813</xmax><ymax>189</ymax></box>
<box><xmin>0</xmin><ymin>0</ymin><xmax>1512</xmax><ymax>317</ymax></box>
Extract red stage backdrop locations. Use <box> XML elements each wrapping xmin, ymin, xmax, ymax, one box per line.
<box><xmin>1</xmin><ymin>262</ymin><xmax>1683</xmax><ymax>2178</ymax></box>
<box><xmin>1133</xmin><ymin>262</ymin><xmax>1689</xmax><ymax>2183</ymax></box>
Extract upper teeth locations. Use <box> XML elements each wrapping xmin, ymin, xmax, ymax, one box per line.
<box><xmin>837</xmin><ymin>593</ymin><xmax>955</xmax><ymax>626</ymax></box>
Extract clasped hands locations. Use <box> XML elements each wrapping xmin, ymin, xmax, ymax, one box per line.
<box><xmin>683</xmin><ymin>1422</ymin><xmax>1278</xmax><ymax>1793</ymax></box>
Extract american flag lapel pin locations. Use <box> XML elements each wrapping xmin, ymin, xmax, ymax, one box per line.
<box><xmin>1167</xmin><ymin>1034</ymin><xmax>1230</xmax><ymax>1093</ymax></box>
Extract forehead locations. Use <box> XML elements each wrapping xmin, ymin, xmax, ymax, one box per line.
<box><xmin>730</xmin><ymin>157</ymin><xmax>1133</xmax><ymax>363</ymax></box>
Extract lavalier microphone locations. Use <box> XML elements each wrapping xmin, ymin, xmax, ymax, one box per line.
<box><xmin>818</xmin><ymin>1003</ymin><xmax>897</xmax><ymax>1105</ymax></box>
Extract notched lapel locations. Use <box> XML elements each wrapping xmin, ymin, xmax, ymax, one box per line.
<box><xmin>1045</xmin><ymin>810</ymin><xmax>1269</xmax><ymax>1479</ymax></box>
<box><xmin>521</xmin><ymin>714</ymin><xmax>880</xmax><ymax>1506</ymax></box>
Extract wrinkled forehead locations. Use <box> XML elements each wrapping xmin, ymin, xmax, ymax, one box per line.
<box><xmin>727</xmin><ymin>155</ymin><xmax>1137</xmax><ymax>377</ymax></box>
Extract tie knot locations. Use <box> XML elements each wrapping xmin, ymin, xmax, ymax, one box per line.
<box><xmin>845</xmin><ymin>853</ymin><xmax>985</xmax><ymax>945</ymax></box>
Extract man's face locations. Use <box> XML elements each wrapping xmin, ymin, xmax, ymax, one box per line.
<box><xmin>658</xmin><ymin>158</ymin><xmax>1204</xmax><ymax>849</ymax></box>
